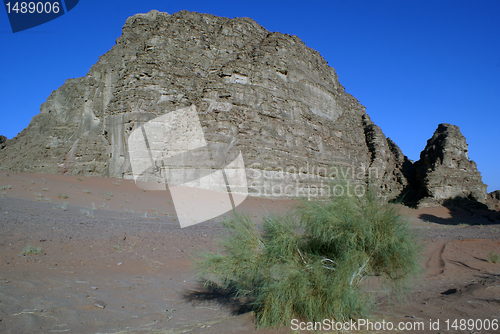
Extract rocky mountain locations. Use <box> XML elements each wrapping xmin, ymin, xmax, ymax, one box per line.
<box><xmin>412</xmin><ymin>124</ymin><xmax>488</xmax><ymax>207</ymax></box>
<box><xmin>0</xmin><ymin>10</ymin><xmax>491</xmax><ymax>205</ymax></box>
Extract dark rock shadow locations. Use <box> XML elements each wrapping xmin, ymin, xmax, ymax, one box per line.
<box><xmin>418</xmin><ymin>196</ymin><xmax>500</xmax><ymax>226</ymax></box>
<box><xmin>182</xmin><ymin>280</ymin><xmax>254</xmax><ymax>316</ymax></box>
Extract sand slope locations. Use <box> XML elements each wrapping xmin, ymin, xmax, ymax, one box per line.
<box><xmin>0</xmin><ymin>171</ymin><xmax>499</xmax><ymax>333</ymax></box>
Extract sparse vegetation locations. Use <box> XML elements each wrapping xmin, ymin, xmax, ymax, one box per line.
<box><xmin>83</xmin><ymin>189</ymin><xmax>91</xmax><ymax>194</ymax></box>
<box><xmin>487</xmin><ymin>251</ymin><xmax>499</xmax><ymax>264</ymax></box>
<box><xmin>104</xmin><ymin>192</ymin><xmax>113</xmax><ymax>200</ymax></box>
<box><xmin>21</xmin><ymin>245</ymin><xmax>42</xmax><ymax>256</ymax></box>
<box><xmin>196</xmin><ymin>186</ymin><xmax>421</xmax><ymax>329</ymax></box>
<box><xmin>58</xmin><ymin>193</ymin><xmax>68</xmax><ymax>199</ymax></box>
<box><xmin>42</xmin><ymin>188</ymin><xmax>49</xmax><ymax>191</ymax></box>
<box><xmin>80</xmin><ymin>207</ymin><xmax>94</xmax><ymax>218</ymax></box>
<box><xmin>78</xmin><ymin>177</ymin><xmax>84</xmax><ymax>181</ymax></box>
<box><xmin>54</xmin><ymin>202</ymin><xmax>68</xmax><ymax>211</ymax></box>
<box><xmin>0</xmin><ymin>185</ymin><xmax>11</xmax><ymax>190</ymax></box>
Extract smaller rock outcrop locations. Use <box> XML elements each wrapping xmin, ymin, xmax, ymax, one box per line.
<box><xmin>0</xmin><ymin>135</ymin><xmax>7</xmax><ymax>149</ymax></box>
<box><xmin>487</xmin><ymin>190</ymin><xmax>500</xmax><ymax>211</ymax></box>
<box><xmin>413</xmin><ymin>123</ymin><xmax>487</xmax><ymax>207</ymax></box>
<box><xmin>490</xmin><ymin>190</ymin><xmax>500</xmax><ymax>201</ymax></box>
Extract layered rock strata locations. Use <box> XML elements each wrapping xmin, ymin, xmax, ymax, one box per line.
<box><xmin>0</xmin><ymin>10</ymin><xmax>411</xmax><ymax>199</ymax></box>
<box><xmin>413</xmin><ymin>123</ymin><xmax>488</xmax><ymax>207</ymax></box>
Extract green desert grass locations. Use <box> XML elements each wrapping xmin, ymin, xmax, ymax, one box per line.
<box><xmin>196</xmin><ymin>185</ymin><xmax>421</xmax><ymax>329</ymax></box>
<box><xmin>58</xmin><ymin>193</ymin><xmax>68</xmax><ymax>199</ymax></box>
<box><xmin>21</xmin><ymin>245</ymin><xmax>42</xmax><ymax>256</ymax></box>
<box><xmin>487</xmin><ymin>251</ymin><xmax>499</xmax><ymax>264</ymax></box>
<box><xmin>53</xmin><ymin>202</ymin><xmax>68</xmax><ymax>211</ymax></box>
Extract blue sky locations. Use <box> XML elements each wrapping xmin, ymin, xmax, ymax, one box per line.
<box><xmin>1</xmin><ymin>0</ymin><xmax>499</xmax><ymax>192</ymax></box>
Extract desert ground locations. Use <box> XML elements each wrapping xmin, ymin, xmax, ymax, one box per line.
<box><xmin>0</xmin><ymin>171</ymin><xmax>499</xmax><ymax>333</ymax></box>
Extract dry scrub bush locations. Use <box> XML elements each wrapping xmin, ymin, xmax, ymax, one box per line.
<box><xmin>196</xmin><ymin>186</ymin><xmax>421</xmax><ymax>328</ymax></box>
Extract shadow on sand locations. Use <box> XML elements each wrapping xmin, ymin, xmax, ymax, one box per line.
<box><xmin>419</xmin><ymin>196</ymin><xmax>500</xmax><ymax>226</ymax></box>
<box><xmin>182</xmin><ymin>280</ymin><xmax>254</xmax><ymax>315</ymax></box>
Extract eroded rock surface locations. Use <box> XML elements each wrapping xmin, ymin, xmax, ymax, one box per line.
<box><xmin>0</xmin><ymin>10</ymin><xmax>413</xmax><ymax>199</ymax></box>
<box><xmin>0</xmin><ymin>135</ymin><xmax>6</xmax><ymax>149</ymax></box>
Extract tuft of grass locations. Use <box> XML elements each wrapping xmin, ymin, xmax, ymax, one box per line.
<box><xmin>58</xmin><ymin>193</ymin><xmax>68</xmax><ymax>199</ymax></box>
<box><xmin>104</xmin><ymin>192</ymin><xmax>113</xmax><ymax>200</ymax></box>
<box><xmin>196</xmin><ymin>185</ymin><xmax>421</xmax><ymax>329</ymax></box>
<box><xmin>0</xmin><ymin>185</ymin><xmax>11</xmax><ymax>190</ymax></box>
<box><xmin>54</xmin><ymin>202</ymin><xmax>68</xmax><ymax>211</ymax></box>
<box><xmin>21</xmin><ymin>245</ymin><xmax>42</xmax><ymax>256</ymax></box>
<box><xmin>42</xmin><ymin>188</ymin><xmax>49</xmax><ymax>192</ymax></box>
<box><xmin>80</xmin><ymin>204</ymin><xmax>95</xmax><ymax>218</ymax></box>
<box><xmin>78</xmin><ymin>177</ymin><xmax>84</xmax><ymax>181</ymax></box>
<box><xmin>83</xmin><ymin>189</ymin><xmax>91</xmax><ymax>194</ymax></box>
<box><xmin>487</xmin><ymin>252</ymin><xmax>499</xmax><ymax>264</ymax></box>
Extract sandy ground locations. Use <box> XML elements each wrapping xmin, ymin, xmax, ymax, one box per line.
<box><xmin>0</xmin><ymin>171</ymin><xmax>499</xmax><ymax>333</ymax></box>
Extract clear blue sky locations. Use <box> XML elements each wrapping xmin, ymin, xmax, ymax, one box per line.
<box><xmin>1</xmin><ymin>0</ymin><xmax>499</xmax><ymax>192</ymax></box>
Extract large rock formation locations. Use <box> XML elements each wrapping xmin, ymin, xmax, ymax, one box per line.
<box><xmin>413</xmin><ymin>123</ymin><xmax>488</xmax><ymax>207</ymax></box>
<box><xmin>0</xmin><ymin>10</ymin><xmax>410</xmax><ymax>199</ymax></box>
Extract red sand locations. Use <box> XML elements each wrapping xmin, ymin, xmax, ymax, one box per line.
<box><xmin>0</xmin><ymin>171</ymin><xmax>499</xmax><ymax>333</ymax></box>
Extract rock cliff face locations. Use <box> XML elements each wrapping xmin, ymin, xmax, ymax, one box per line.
<box><xmin>0</xmin><ymin>10</ymin><xmax>410</xmax><ymax>198</ymax></box>
<box><xmin>0</xmin><ymin>11</ymin><xmax>491</xmax><ymax>204</ymax></box>
<box><xmin>413</xmin><ymin>123</ymin><xmax>488</xmax><ymax>206</ymax></box>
